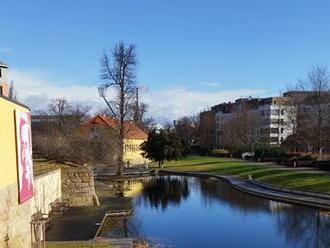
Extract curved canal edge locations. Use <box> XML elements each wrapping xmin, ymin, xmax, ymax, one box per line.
<box><xmin>159</xmin><ymin>170</ymin><xmax>330</xmax><ymax>211</ymax></box>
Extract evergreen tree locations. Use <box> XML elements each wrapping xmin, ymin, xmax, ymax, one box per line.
<box><xmin>140</xmin><ymin>129</ymin><xmax>186</xmax><ymax>168</ymax></box>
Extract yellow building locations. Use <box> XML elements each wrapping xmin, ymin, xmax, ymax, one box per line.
<box><xmin>0</xmin><ymin>62</ymin><xmax>62</xmax><ymax>248</ymax></box>
<box><xmin>83</xmin><ymin>115</ymin><xmax>148</xmax><ymax>166</ymax></box>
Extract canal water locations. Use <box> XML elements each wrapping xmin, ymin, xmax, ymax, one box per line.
<box><xmin>106</xmin><ymin>175</ymin><xmax>330</xmax><ymax>248</ymax></box>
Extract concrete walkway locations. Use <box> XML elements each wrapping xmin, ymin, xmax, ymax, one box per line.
<box><xmin>160</xmin><ymin>170</ymin><xmax>330</xmax><ymax>210</ymax></box>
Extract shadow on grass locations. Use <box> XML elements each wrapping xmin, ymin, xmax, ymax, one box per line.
<box><xmin>297</xmin><ymin>181</ymin><xmax>330</xmax><ymax>194</ymax></box>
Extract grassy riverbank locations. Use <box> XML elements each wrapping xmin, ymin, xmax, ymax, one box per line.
<box><xmin>151</xmin><ymin>156</ymin><xmax>330</xmax><ymax>194</ymax></box>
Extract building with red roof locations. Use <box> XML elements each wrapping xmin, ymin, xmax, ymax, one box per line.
<box><xmin>82</xmin><ymin>115</ymin><xmax>148</xmax><ymax>166</ymax></box>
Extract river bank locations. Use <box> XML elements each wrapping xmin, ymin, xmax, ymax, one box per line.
<box><xmin>151</xmin><ymin>156</ymin><xmax>330</xmax><ymax>210</ymax></box>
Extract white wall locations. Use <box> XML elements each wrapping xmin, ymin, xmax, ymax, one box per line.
<box><xmin>32</xmin><ymin>169</ymin><xmax>62</xmax><ymax>214</ymax></box>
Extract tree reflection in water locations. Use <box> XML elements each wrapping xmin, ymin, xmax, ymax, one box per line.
<box><xmin>198</xmin><ymin>178</ymin><xmax>270</xmax><ymax>213</ymax></box>
<box><xmin>138</xmin><ymin>176</ymin><xmax>190</xmax><ymax>210</ymax></box>
<box><xmin>128</xmin><ymin>176</ymin><xmax>330</xmax><ymax>247</ymax></box>
<box><xmin>197</xmin><ymin>178</ymin><xmax>330</xmax><ymax>248</ymax></box>
<box><xmin>275</xmin><ymin>205</ymin><xmax>330</xmax><ymax>248</ymax></box>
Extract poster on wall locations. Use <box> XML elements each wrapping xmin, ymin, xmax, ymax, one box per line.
<box><xmin>15</xmin><ymin>110</ymin><xmax>34</xmax><ymax>204</ymax></box>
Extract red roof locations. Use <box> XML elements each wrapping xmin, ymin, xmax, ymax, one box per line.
<box><xmin>82</xmin><ymin>115</ymin><xmax>147</xmax><ymax>139</ymax></box>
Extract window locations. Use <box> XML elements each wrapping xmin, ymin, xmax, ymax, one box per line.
<box><xmin>281</xmin><ymin>128</ymin><xmax>284</xmax><ymax>134</ymax></box>
<box><xmin>281</xmin><ymin>109</ymin><xmax>284</xmax><ymax>115</ymax></box>
<box><xmin>271</xmin><ymin>128</ymin><xmax>278</xmax><ymax>134</ymax></box>
<box><xmin>280</xmin><ymin>137</ymin><xmax>284</xmax><ymax>142</ymax></box>
<box><xmin>0</xmin><ymin>68</ymin><xmax>2</xmax><ymax>78</ymax></box>
<box><xmin>270</xmin><ymin>137</ymin><xmax>278</xmax><ymax>142</ymax></box>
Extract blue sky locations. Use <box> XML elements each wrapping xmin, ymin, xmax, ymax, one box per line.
<box><xmin>1</xmin><ymin>0</ymin><xmax>330</xmax><ymax>121</ymax></box>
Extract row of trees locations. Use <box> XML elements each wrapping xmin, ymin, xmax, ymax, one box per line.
<box><xmin>33</xmin><ymin>98</ymin><xmax>118</xmax><ymax>165</ymax></box>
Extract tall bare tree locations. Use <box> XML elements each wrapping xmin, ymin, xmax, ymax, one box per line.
<box><xmin>220</xmin><ymin>112</ymin><xmax>263</xmax><ymax>152</ymax></box>
<box><xmin>98</xmin><ymin>42</ymin><xmax>137</xmax><ymax>175</ymax></box>
<box><xmin>296</xmin><ymin>65</ymin><xmax>330</xmax><ymax>153</ymax></box>
<box><xmin>174</xmin><ymin>115</ymin><xmax>199</xmax><ymax>149</ymax></box>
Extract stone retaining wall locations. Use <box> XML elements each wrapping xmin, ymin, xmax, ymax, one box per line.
<box><xmin>61</xmin><ymin>166</ymin><xmax>99</xmax><ymax>207</ymax></box>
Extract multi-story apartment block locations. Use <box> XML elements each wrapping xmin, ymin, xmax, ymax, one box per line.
<box><xmin>212</xmin><ymin>96</ymin><xmax>295</xmax><ymax>148</ymax></box>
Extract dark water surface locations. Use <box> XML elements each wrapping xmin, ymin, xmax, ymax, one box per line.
<box><xmin>124</xmin><ymin>175</ymin><xmax>330</xmax><ymax>248</ymax></box>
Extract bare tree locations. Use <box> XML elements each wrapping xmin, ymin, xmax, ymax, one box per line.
<box><xmin>174</xmin><ymin>115</ymin><xmax>199</xmax><ymax>148</ymax></box>
<box><xmin>98</xmin><ymin>42</ymin><xmax>137</xmax><ymax>175</ymax></box>
<box><xmin>47</xmin><ymin>98</ymin><xmax>91</xmax><ymax>129</ymax></box>
<box><xmin>220</xmin><ymin>112</ymin><xmax>263</xmax><ymax>152</ymax></box>
<box><xmin>296</xmin><ymin>65</ymin><xmax>330</xmax><ymax>154</ymax></box>
<box><xmin>134</xmin><ymin>102</ymin><xmax>155</xmax><ymax>132</ymax></box>
<box><xmin>33</xmin><ymin>98</ymin><xmax>93</xmax><ymax>164</ymax></box>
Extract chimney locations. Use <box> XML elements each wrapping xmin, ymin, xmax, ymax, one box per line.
<box><xmin>0</xmin><ymin>61</ymin><xmax>9</xmax><ymax>97</ymax></box>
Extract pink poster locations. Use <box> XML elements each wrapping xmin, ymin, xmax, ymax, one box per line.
<box><xmin>15</xmin><ymin>111</ymin><xmax>34</xmax><ymax>204</ymax></box>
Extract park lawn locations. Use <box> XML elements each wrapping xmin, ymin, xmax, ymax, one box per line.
<box><xmin>151</xmin><ymin>156</ymin><xmax>330</xmax><ymax>194</ymax></box>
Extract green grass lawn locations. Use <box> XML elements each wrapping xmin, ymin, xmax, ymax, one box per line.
<box><xmin>151</xmin><ymin>156</ymin><xmax>330</xmax><ymax>194</ymax></box>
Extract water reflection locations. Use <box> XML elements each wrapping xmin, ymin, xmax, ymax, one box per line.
<box><xmin>275</xmin><ymin>206</ymin><xmax>330</xmax><ymax>248</ymax></box>
<box><xmin>199</xmin><ymin>178</ymin><xmax>271</xmax><ymax>213</ymax></box>
<box><xmin>137</xmin><ymin>176</ymin><xmax>190</xmax><ymax>210</ymax></box>
<box><xmin>106</xmin><ymin>176</ymin><xmax>330</xmax><ymax>248</ymax></box>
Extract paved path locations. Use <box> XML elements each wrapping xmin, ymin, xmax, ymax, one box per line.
<box><xmin>46</xmin><ymin>197</ymin><xmax>132</xmax><ymax>241</ymax></box>
<box><xmin>161</xmin><ymin>170</ymin><xmax>330</xmax><ymax>210</ymax></box>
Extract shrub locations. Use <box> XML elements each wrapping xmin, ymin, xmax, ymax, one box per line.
<box><xmin>230</xmin><ymin>148</ymin><xmax>245</xmax><ymax>158</ymax></box>
<box><xmin>254</xmin><ymin>147</ymin><xmax>288</xmax><ymax>161</ymax></box>
<box><xmin>211</xmin><ymin>149</ymin><xmax>230</xmax><ymax>157</ymax></box>
<box><xmin>298</xmin><ymin>155</ymin><xmax>314</xmax><ymax>161</ymax></box>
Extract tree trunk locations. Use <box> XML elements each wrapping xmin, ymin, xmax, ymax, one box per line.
<box><xmin>117</xmin><ymin>82</ymin><xmax>125</xmax><ymax>176</ymax></box>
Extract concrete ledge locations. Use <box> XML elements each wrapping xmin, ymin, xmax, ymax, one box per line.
<box><xmin>95</xmin><ymin>170</ymin><xmax>155</xmax><ymax>180</ymax></box>
<box><xmin>34</xmin><ymin>168</ymin><xmax>61</xmax><ymax>180</ymax></box>
<box><xmin>159</xmin><ymin>170</ymin><xmax>330</xmax><ymax>211</ymax></box>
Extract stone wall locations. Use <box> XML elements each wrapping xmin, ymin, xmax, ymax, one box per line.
<box><xmin>61</xmin><ymin>166</ymin><xmax>99</xmax><ymax>207</ymax></box>
<box><xmin>0</xmin><ymin>169</ymin><xmax>61</xmax><ymax>248</ymax></box>
<box><xmin>0</xmin><ymin>183</ymin><xmax>31</xmax><ymax>248</ymax></box>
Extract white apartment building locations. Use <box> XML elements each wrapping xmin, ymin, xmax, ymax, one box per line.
<box><xmin>214</xmin><ymin>97</ymin><xmax>295</xmax><ymax>148</ymax></box>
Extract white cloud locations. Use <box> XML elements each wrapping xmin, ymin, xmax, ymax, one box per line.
<box><xmin>144</xmin><ymin>86</ymin><xmax>269</xmax><ymax>122</ymax></box>
<box><xmin>0</xmin><ymin>47</ymin><xmax>14</xmax><ymax>53</ymax></box>
<box><xmin>10</xmin><ymin>69</ymin><xmax>103</xmax><ymax>112</ymax></box>
<box><xmin>200</xmin><ymin>81</ymin><xmax>221</xmax><ymax>87</ymax></box>
<box><xmin>9</xmin><ymin>69</ymin><xmax>270</xmax><ymax>122</ymax></box>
